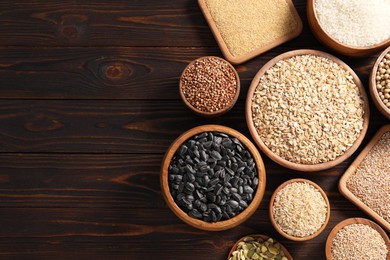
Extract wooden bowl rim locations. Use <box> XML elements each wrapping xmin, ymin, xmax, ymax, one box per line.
<box><xmin>307</xmin><ymin>0</ymin><xmax>390</xmax><ymax>56</ymax></box>
<box><xmin>325</xmin><ymin>218</ymin><xmax>390</xmax><ymax>260</ymax></box>
<box><xmin>160</xmin><ymin>124</ymin><xmax>266</xmax><ymax>231</ymax></box>
<box><xmin>269</xmin><ymin>178</ymin><xmax>331</xmax><ymax>241</ymax></box>
<box><xmin>227</xmin><ymin>234</ymin><xmax>293</xmax><ymax>260</ymax></box>
<box><xmin>339</xmin><ymin>125</ymin><xmax>390</xmax><ymax>232</ymax></box>
<box><xmin>369</xmin><ymin>46</ymin><xmax>390</xmax><ymax>120</ymax></box>
<box><xmin>245</xmin><ymin>49</ymin><xmax>370</xmax><ymax>172</ymax></box>
<box><xmin>179</xmin><ymin>56</ymin><xmax>240</xmax><ymax>118</ymax></box>
<box><xmin>198</xmin><ymin>0</ymin><xmax>303</xmax><ymax>64</ymax></box>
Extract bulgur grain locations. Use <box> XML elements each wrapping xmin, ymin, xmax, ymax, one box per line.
<box><xmin>331</xmin><ymin>224</ymin><xmax>388</xmax><ymax>260</ymax></box>
<box><xmin>347</xmin><ymin>132</ymin><xmax>390</xmax><ymax>223</ymax></box>
<box><xmin>251</xmin><ymin>54</ymin><xmax>365</xmax><ymax>164</ymax></box>
<box><xmin>204</xmin><ymin>0</ymin><xmax>298</xmax><ymax>57</ymax></box>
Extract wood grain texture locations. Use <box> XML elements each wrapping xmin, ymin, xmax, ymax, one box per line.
<box><xmin>0</xmin><ymin>0</ymin><xmax>389</xmax><ymax>259</ymax></box>
<box><xmin>0</xmin><ymin>207</ymin><xmax>371</xmax><ymax>259</ymax></box>
<box><xmin>0</xmin><ymin>0</ymin><xmax>212</xmax><ymax>47</ymax></box>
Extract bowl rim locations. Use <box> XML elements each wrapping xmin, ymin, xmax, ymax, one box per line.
<box><xmin>307</xmin><ymin>0</ymin><xmax>390</xmax><ymax>56</ymax></box>
<box><xmin>245</xmin><ymin>49</ymin><xmax>370</xmax><ymax>172</ymax></box>
<box><xmin>198</xmin><ymin>0</ymin><xmax>303</xmax><ymax>64</ymax></box>
<box><xmin>369</xmin><ymin>45</ymin><xmax>390</xmax><ymax>120</ymax></box>
<box><xmin>269</xmin><ymin>178</ymin><xmax>331</xmax><ymax>241</ymax></box>
<box><xmin>160</xmin><ymin>124</ymin><xmax>266</xmax><ymax>231</ymax></box>
<box><xmin>325</xmin><ymin>217</ymin><xmax>390</xmax><ymax>259</ymax></box>
<box><xmin>227</xmin><ymin>234</ymin><xmax>293</xmax><ymax>260</ymax></box>
<box><xmin>179</xmin><ymin>56</ymin><xmax>240</xmax><ymax>118</ymax></box>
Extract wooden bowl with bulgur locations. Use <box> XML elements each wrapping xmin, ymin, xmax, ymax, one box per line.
<box><xmin>245</xmin><ymin>49</ymin><xmax>370</xmax><ymax>172</ymax></box>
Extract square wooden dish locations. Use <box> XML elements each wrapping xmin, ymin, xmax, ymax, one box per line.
<box><xmin>339</xmin><ymin>125</ymin><xmax>390</xmax><ymax>232</ymax></box>
<box><xmin>198</xmin><ymin>0</ymin><xmax>303</xmax><ymax>64</ymax></box>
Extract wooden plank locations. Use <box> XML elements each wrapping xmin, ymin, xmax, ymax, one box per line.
<box><xmin>0</xmin><ymin>0</ymin><xmax>213</xmax><ymax>47</ymax></box>
<box><xmin>0</xmin><ymin>207</ymin><xmax>374</xmax><ymax>259</ymax></box>
<box><xmin>0</xmin><ymin>100</ymin><xmax>387</xmax><ymax>153</ymax></box>
<box><xmin>0</xmin><ymin>0</ymin><xmax>317</xmax><ymax>48</ymax></box>
<box><xmin>0</xmin><ymin>47</ymin><xmax>378</xmax><ymax>100</ymax></box>
<box><xmin>0</xmin><ymin>153</ymin><xmax>359</xmax><ymax>209</ymax></box>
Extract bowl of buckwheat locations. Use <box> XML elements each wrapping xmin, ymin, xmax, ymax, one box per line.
<box><xmin>179</xmin><ymin>56</ymin><xmax>240</xmax><ymax>118</ymax></box>
<box><xmin>370</xmin><ymin>46</ymin><xmax>390</xmax><ymax>120</ymax></box>
<box><xmin>160</xmin><ymin>124</ymin><xmax>266</xmax><ymax>231</ymax></box>
<box><xmin>246</xmin><ymin>49</ymin><xmax>370</xmax><ymax>172</ymax></box>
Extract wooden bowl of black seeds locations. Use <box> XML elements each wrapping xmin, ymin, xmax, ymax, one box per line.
<box><xmin>160</xmin><ymin>124</ymin><xmax>266</xmax><ymax>231</ymax></box>
<box><xmin>179</xmin><ymin>56</ymin><xmax>240</xmax><ymax>118</ymax></box>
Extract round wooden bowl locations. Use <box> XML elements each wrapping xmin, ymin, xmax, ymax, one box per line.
<box><xmin>245</xmin><ymin>49</ymin><xmax>370</xmax><ymax>172</ymax></box>
<box><xmin>160</xmin><ymin>124</ymin><xmax>266</xmax><ymax>231</ymax></box>
<box><xmin>307</xmin><ymin>0</ymin><xmax>390</xmax><ymax>57</ymax></box>
<box><xmin>369</xmin><ymin>46</ymin><xmax>390</xmax><ymax>120</ymax></box>
<box><xmin>227</xmin><ymin>234</ymin><xmax>293</xmax><ymax>260</ymax></box>
<box><xmin>269</xmin><ymin>179</ymin><xmax>330</xmax><ymax>241</ymax></box>
<box><xmin>325</xmin><ymin>218</ymin><xmax>390</xmax><ymax>260</ymax></box>
<box><xmin>179</xmin><ymin>56</ymin><xmax>240</xmax><ymax>118</ymax></box>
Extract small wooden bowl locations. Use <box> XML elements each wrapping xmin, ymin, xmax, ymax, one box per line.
<box><xmin>325</xmin><ymin>218</ymin><xmax>390</xmax><ymax>260</ymax></box>
<box><xmin>339</xmin><ymin>125</ymin><xmax>390</xmax><ymax>232</ymax></box>
<box><xmin>307</xmin><ymin>0</ymin><xmax>390</xmax><ymax>57</ymax></box>
<box><xmin>198</xmin><ymin>0</ymin><xmax>302</xmax><ymax>64</ymax></box>
<box><xmin>369</xmin><ymin>46</ymin><xmax>390</xmax><ymax>120</ymax></box>
<box><xmin>269</xmin><ymin>179</ymin><xmax>330</xmax><ymax>241</ymax></box>
<box><xmin>246</xmin><ymin>49</ymin><xmax>370</xmax><ymax>172</ymax></box>
<box><xmin>179</xmin><ymin>56</ymin><xmax>240</xmax><ymax>118</ymax></box>
<box><xmin>160</xmin><ymin>125</ymin><xmax>266</xmax><ymax>231</ymax></box>
<box><xmin>227</xmin><ymin>234</ymin><xmax>293</xmax><ymax>260</ymax></box>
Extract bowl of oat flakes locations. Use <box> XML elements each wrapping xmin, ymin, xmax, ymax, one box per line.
<box><xmin>246</xmin><ymin>49</ymin><xmax>370</xmax><ymax>171</ymax></box>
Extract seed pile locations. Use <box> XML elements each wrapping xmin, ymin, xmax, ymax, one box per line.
<box><xmin>315</xmin><ymin>0</ymin><xmax>390</xmax><ymax>47</ymax></box>
<box><xmin>168</xmin><ymin>131</ymin><xmax>258</xmax><ymax>222</ymax></box>
<box><xmin>331</xmin><ymin>224</ymin><xmax>388</xmax><ymax>260</ymax></box>
<box><xmin>204</xmin><ymin>0</ymin><xmax>299</xmax><ymax>57</ymax></box>
<box><xmin>272</xmin><ymin>182</ymin><xmax>328</xmax><ymax>237</ymax></box>
<box><xmin>375</xmin><ymin>51</ymin><xmax>390</xmax><ymax>109</ymax></box>
<box><xmin>230</xmin><ymin>236</ymin><xmax>287</xmax><ymax>260</ymax></box>
<box><xmin>251</xmin><ymin>54</ymin><xmax>365</xmax><ymax>164</ymax></box>
<box><xmin>181</xmin><ymin>57</ymin><xmax>237</xmax><ymax>113</ymax></box>
<box><xmin>347</xmin><ymin>132</ymin><xmax>390</xmax><ymax>223</ymax></box>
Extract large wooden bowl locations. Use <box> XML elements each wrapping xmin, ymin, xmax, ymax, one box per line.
<box><xmin>369</xmin><ymin>46</ymin><xmax>390</xmax><ymax>120</ymax></box>
<box><xmin>269</xmin><ymin>179</ymin><xmax>330</xmax><ymax>241</ymax></box>
<box><xmin>160</xmin><ymin>125</ymin><xmax>266</xmax><ymax>231</ymax></box>
<box><xmin>339</xmin><ymin>125</ymin><xmax>390</xmax><ymax>232</ymax></box>
<box><xmin>179</xmin><ymin>56</ymin><xmax>240</xmax><ymax>118</ymax></box>
<box><xmin>325</xmin><ymin>218</ymin><xmax>390</xmax><ymax>260</ymax></box>
<box><xmin>246</xmin><ymin>49</ymin><xmax>370</xmax><ymax>172</ymax></box>
<box><xmin>227</xmin><ymin>234</ymin><xmax>293</xmax><ymax>260</ymax></box>
<box><xmin>307</xmin><ymin>0</ymin><xmax>390</xmax><ymax>57</ymax></box>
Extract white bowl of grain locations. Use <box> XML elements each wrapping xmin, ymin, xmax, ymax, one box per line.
<box><xmin>246</xmin><ymin>49</ymin><xmax>370</xmax><ymax>172</ymax></box>
<box><xmin>269</xmin><ymin>179</ymin><xmax>330</xmax><ymax>241</ymax></box>
<box><xmin>307</xmin><ymin>0</ymin><xmax>390</xmax><ymax>57</ymax></box>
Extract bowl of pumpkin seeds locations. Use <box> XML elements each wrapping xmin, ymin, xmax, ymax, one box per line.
<box><xmin>228</xmin><ymin>235</ymin><xmax>292</xmax><ymax>260</ymax></box>
<box><xmin>161</xmin><ymin>124</ymin><xmax>266</xmax><ymax>231</ymax></box>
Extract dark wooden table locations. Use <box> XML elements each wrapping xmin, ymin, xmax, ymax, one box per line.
<box><xmin>0</xmin><ymin>1</ymin><xmax>388</xmax><ymax>259</ymax></box>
